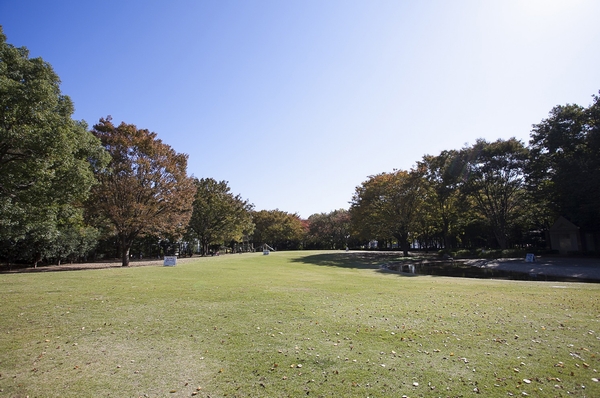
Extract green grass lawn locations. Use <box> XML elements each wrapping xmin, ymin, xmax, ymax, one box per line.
<box><xmin>1</xmin><ymin>251</ymin><xmax>599</xmax><ymax>397</ymax></box>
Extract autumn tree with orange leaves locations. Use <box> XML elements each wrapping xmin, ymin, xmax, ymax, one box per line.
<box><xmin>88</xmin><ymin>117</ymin><xmax>195</xmax><ymax>266</ymax></box>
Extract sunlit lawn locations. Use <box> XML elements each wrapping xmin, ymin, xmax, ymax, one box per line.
<box><xmin>1</xmin><ymin>251</ymin><xmax>599</xmax><ymax>397</ymax></box>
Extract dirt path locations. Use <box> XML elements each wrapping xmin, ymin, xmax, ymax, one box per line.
<box><xmin>465</xmin><ymin>256</ymin><xmax>600</xmax><ymax>281</ymax></box>
<box><xmin>0</xmin><ymin>257</ymin><xmax>200</xmax><ymax>273</ymax></box>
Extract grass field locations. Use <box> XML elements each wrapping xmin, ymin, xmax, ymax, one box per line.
<box><xmin>1</xmin><ymin>251</ymin><xmax>599</xmax><ymax>397</ymax></box>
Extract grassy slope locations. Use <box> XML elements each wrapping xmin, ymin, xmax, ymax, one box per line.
<box><xmin>0</xmin><ymin>251</ymin><xmax>599</xmax><ymax>397</ymax></box>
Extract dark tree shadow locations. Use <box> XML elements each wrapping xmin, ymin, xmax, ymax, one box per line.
<box><xmin>289</xmin><ymin>251</ymin><xmax>416</xmax><ymax>271</ymax></box>
<box><xmin>289</xmin><ymin>251</ymin><xmax>597</xmax><ymax>282</ymax></box>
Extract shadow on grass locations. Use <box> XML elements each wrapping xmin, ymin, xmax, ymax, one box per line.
<box><xmin>290</xmin><ymin>251</ymin><xmax>418</xmax><ymax>273</ymax></box>
<box><xmin>291</xmin><ymin>251</ymin><xmax>600</xmax><ymax>283</ymax></box>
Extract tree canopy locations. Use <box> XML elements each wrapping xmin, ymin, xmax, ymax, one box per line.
<box><xmin>251</xmin><ymin>210</ymin><xmax>305</xmax><ymax>250</ymax></box>
<box><xmin>306</xmin><ymin>209</ymin><xmax>351</xmax><ymax>250</ymax></box>
<box><xmin>88</xmin><ymin>117</ymin><xmax>195</xmax><ymax>266</ymax></box>
<box><xmin>350</xmin><ymin>169</ymin><xmax>424</xmax><ymax>256</ymax></box>
<box><xmin>528</xmin><ymin>94</ymin><xmax>600</xmax><ymax>232</ymax></box>
<box><xmin>418</xmin><ymin>150</ymin><xmax>463</xmax><ymax>251</ymax></box>
<box><xmin>187</xmin><ymin>178</ymin><xmax>254</xmax><ymax>255</ymax></box>
<box><xmin>460</xmin><ymin>138</ymin><xmax>529</xmax><ymax>249</ymax></box>
<box><xmin>0</xmin><ymin>27</ymin><xmax>108</xmax><ymax>265</ymax></box>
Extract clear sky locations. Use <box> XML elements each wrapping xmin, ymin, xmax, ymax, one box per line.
<box><xmin>2</xmin><ymin>0</ymin><xmax>599</xmax><ymax>218</ymax></box>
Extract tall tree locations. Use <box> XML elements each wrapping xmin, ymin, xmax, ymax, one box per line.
<box><xmin>89</xmin><ymin>117</ymin><xmax>195</xmax><ymax>266</ymax></box>
<box><xmin>411</xmin><ymin>181</ymin><xmax>442</xmax><ymax>251</ymax></box>
<box><xmin>350</xmin><ymin>169</ymin><xmax>424</xmax><ymax>256</ymax></box>
<box><xmin>528</xmin><ymin>93</ymin><xmax>600</xmax><ymax>232</ymax></box>
<box><xmin>460</xmin><ymin>138</ymin><xmax>529</xmax><ymax>249</ymax></box>
<box><xmin>0</xmin><ymin>28</ymin><xmax>107</xmax><ymax>265</ymax></box>
<box><xmin>418</xmin><ymin>150</ymin><xmax>463</xmax><ymax>251</ymax></box>
<box><xmin>187</xmin><ymin>178</ymin><xmax>254</xmax><ymax>255</ymax></box>
<box><xmin>307</xmin><ymin>209</ymin><xmax>351</xmax><ymax>249</ymax></box>
<box><xmin>251</xmin><ymin>210</ymin><xmax>305</xmax><ymax>250</ymax></box>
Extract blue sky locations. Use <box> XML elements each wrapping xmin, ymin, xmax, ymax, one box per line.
<box><xmin>2</xmin><ymin>0</ymin><xmax>599</xmax><ymax>218</ymax></box>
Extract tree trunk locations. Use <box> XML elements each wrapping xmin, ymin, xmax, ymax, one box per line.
<box><xmin>33</xmin><ymin>252</ymin><xmax>42</xmax><ymax>268</ymax></box>
<box><xmin>394</xmin><ymin>233</ymin><xmax>410</xmax><ymax>257</ymax></box>
<box><xmin>495</xmin><ymin>233</ymin><xmax>508</xmax><ymax>250</ymax></box>
<box><xmin>402</xmin><ymin>241</ymin><xmax>409</xmax><ymax>257</ymax></box>
<box><xmin>121</xmin><ymin>235</ymin><xmax>131</xmax><ymax>266</ymax></box>
<box><xmin>442</xmin><ymin>219</ymin><xmax>452</xmax><ymax>252</ymax></box>
<box><xmin>492</xmin><ymin>222</ymin><xmax>508</xmax><ymax>250</ymax></box>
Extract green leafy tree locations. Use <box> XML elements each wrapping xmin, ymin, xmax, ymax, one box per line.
<box><xmin>88</xmin><ymin>117</ymin><xmax>195</xmax><ymax>266</ymax></box>
<box><xmin>0</xmin><ymin>28</ymin><xmax>107</xmax><ymax>265</ymax></box>
<box><xmin>460</xmin><ymin>138</ymin><xmax>529</xmax><ymax>249</ymax></box>
<box><xmin>350</xmin><ymin>169</ymin><xmax>424</xmax><ymax>256</ymax></box>
<box><xmin>528</xmin><ymin>93</ymin><xmax>600</xmax><ymax>232</ymax></box>
<box><xmin>418</xmin><ymin>150</ymin><xmax>463</xmax><ymax>251</ymax></box>
<box><xmin>411</xmin><ymin>181</ymin><xmax>442</xmax><ymax>251</ymax></box>
<box><xmin>48</xmin><ymin>209</ymin><xmax>101</xmax><ymax>265</ymax></box>
<box><xmin>187</xmin><ymin>178</ymin><xmax>254</xmax><ymax>256</ymax></box>
<box><xmin>349</xmin><ymin>174</ymin><xmax>389</xmax><ymax>246</ymax></box>
<box><xmin>251</xmin><ymin>210</ymin><xmax>305</xmax><ymax>250</ymax></box>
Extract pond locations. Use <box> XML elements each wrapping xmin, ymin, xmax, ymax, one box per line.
<box><xmin>382</xmin><ymin>260</ymin><xmax>597</xmax><ymax>283</ymax></box>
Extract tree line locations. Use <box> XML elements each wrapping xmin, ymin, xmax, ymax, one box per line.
<box><xmin>1</xmin><ymin>28</ymin><xmax>598</xmax><ymax>267</ymax></box>
<box><xmin>350</xmin><ymin>96</ymin><xmax>599</xmax><ymax>255</ymax></box>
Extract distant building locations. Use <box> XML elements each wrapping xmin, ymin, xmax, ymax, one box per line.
<box><xmin>549</xmin><ymin>216</ymin><xmax>598</xmax><ymax>254</ymax></box>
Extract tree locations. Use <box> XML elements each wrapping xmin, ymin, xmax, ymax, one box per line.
<box><xmin>528</xmin><ymin>93</ymin><xmax>600</xmax><ymax>233</ymax></box>
<box><xmin>0</xmin><ymin>28</ymin><xmax>108</xmax><ymax>265</ymax></box>
<box><xmin>411</xmin><ymin>181</ymin><xmax>442</xmax><ymax>251</ymax></box>
<box><xmin>251</xmin><ymin>210</ymin><xmax>305</xmax><ymax>250</ymax></box>
<box><xmin>350</xmin><ymin>169</ymin><xmax>424</xmax><ymax>256</ymax></box>
<box><xmin>88</xmin><ymin>117</ymin><xmax>195</xmax><ymax>266</ymax></box>
<box><xmin>47</xmin><ymin>209</ymin><xmax>101</xmax><ymax>265</ymax></box>
<box><xmin>187</xmin><ymin>178</ymin><xmax>254</xmax><ymax>255</ymax></box>
<box><xmin>306</xmin><ymin>209</ymin><xmax>351</xmax><ymax>249</ymax></box>
<box><xmin>418</xmin><ymin>150</ymin><xmax>465</xmax><ymax>251</ymax></box>
<box><xmin>460</xmin><ymin>138</ymin><xmax>529</xmax><ymax>249</ymax></box>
